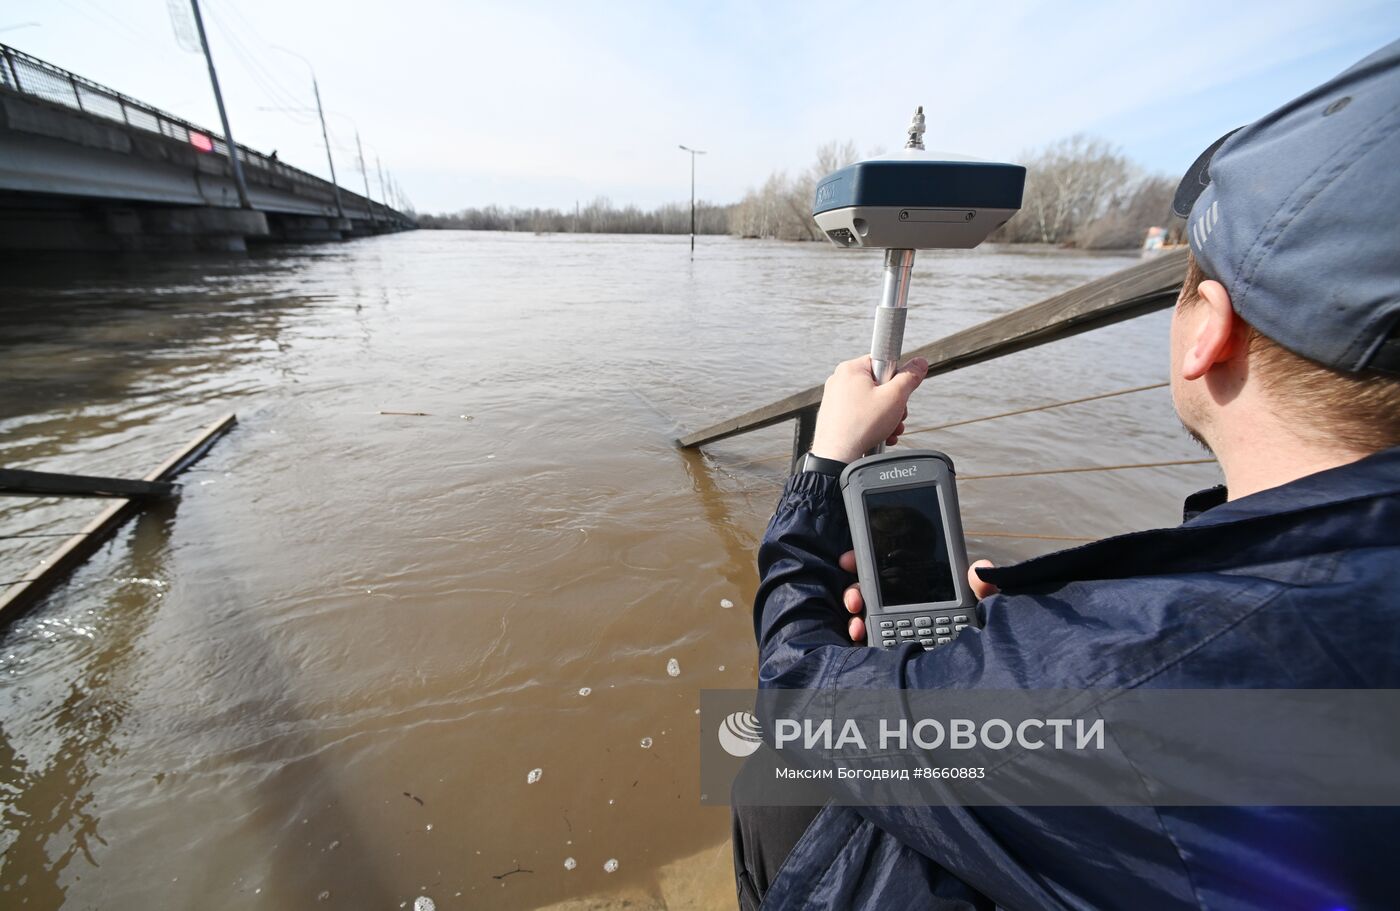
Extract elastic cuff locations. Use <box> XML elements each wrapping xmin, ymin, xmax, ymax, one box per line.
<box><xmin>780</xmin><ymin>469</ymin><xmax>842</xmax><ymax>506</ymax></box>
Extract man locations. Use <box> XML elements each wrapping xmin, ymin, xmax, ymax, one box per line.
<box><xmin>734</xmin><ymin>39</ymin><xmax>1400</xmax><ymax>911</ymax></box>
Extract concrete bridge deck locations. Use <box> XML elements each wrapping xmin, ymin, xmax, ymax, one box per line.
<box><xmin>0</xmin><ymin>44</ymin><xmax>414</xmax><ymax>252</ymax></box>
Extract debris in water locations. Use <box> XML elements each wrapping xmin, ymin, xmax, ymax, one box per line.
<box><xmin>414</xmin><ymin>897</ymin><xmax>436</xmax><ymax>911</ymax></box>
<box><xmin>720</xmin><ymin>598</ymin><xmax>734</xmax><ymax>608</ymax></box>
<box><xmin>718</xmin><ymin>665</ymin><xmax>726</xmax><ymax>671</ymax></box>
<box><xmin>403</xmin><ymin>792</ymin><xmax>424</xmax><ymax>806</ymax></box>
<box><xmin>327</xmin><ymin>840</ymin><xmax>341</xmax><ymax>851</ymax></box>
<box><xmin>379</xmin><ymin>410</ymin><xmax>431</xmax><ymax>416</ymax></box>
<box><xmin>578</xmin><ymin>687</ymin><xmax>591</xmax><ymax>697</ymax></box>
<box><xmin>527</xmin><ymin>768</ymin><xmax>543</xmax><ymax>784</ymax></box>
<box><xmin>118</xmin><ymin>577</ymin><xmax>168</xmax><ymax>589</ymax></box>
<box><xmin>491</xmin><ymin>865</ymin><xmax>533</xmax><ymax>880</ymax></box>
<box><xmin>640</xmin><ymin>737</ymin><xmax>653</xmax><ymax>749</ymax></box>
<box><xmin>425</xmin><ymin>824</ymin><xmax>433</xmax><ymax>831</ymax></box>
<box><xmin>317</xmin><ymin>890</ymin><xmax>331</xmax><ymax>902</ymax></box>
<box><xmin>603</xmin><ymin>858</ymin><xmax>619</xmax><ymax>873</ymax></box>
<box><xmin>563</xmin><ymin>857</ymin><xmax>577</xmax><ymax>871</ymax></box>
<box><xmin>666</xmin><ymin>658</ymin><xmax>681</xmax><ymax>677</ymax></box>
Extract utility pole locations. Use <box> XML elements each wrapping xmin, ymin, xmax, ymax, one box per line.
<box><xmin>189</xmin><ymin>0</ymin><xmax>250</xmax><ymax>208</ymax></box>
<box><xmin>355</xmin><ymin>130</ymin><xmax>378</xmax><ymax>224</ymax></box>
<box><xmin>678</xmin><ymin>144</ymin><xmax>706</xmax><ymax>258</ymax></box>
<box><xmin>376</xmin><ymin>155</ymin><xmax>388</xmax><ymax>213</ymax></box>
<box><xmin>311</xmin><ymin>74</ymin><xmax>343</xmax><ymax>219</ymax></box>
<box><xmin>273</xmin><ymin>47</ymin><xmax>343</xmax><ymax>220</ymax></box>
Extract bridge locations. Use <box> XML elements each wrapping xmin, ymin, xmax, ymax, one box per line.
<box><xmin>0</xmin><ymin>44</ymin><xmax>415</xmax><ymax>252</ymax></box>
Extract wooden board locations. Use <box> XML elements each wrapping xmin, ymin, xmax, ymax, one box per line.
<box><xmin>0</xmin><ymin>413</ymin><xmax>237</xmax><ymax>626</ymax></box>
<box><xmin>0</xmin><ymin>468</ymin><xmax>175</xmax><ymax>499</ymax></box>
<box><xmin>677</xmin><ymin>248</ymin><xmax>1187</xmax><ymax>449</ymax></box>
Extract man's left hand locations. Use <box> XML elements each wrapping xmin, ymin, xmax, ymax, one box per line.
<box><xmin>841</xmin><ymin>553</ymin><xmax>998</xmax><ymax>643</ymax></box>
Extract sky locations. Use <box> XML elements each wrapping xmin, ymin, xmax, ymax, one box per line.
<box><xmin>4</xmin><ymin>1</ymin><xmax>1398</xmax><ymax>213</ymax></box>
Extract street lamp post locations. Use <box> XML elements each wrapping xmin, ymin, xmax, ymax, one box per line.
<box><xmin>189</xmin><ymin>0</ymin><xmax>250</xmax><ymax>208</ymax></box>
<box><xmin>678</xmin><ymin>144</ymin><xmax>706</xmax><ymax>258</ymax></box>
<box><xmin>273</xmin><ymin>45</ymin><xmax>344</xmax><ymax>220</ymax></box>
<box><xmin>354</xmin><ymin>130</ymin><xmax>379</xmax><ymax>225</ymax></box>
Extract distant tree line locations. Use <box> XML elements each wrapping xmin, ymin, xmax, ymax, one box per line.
<box><xmin>732</xmin><ymin>134</ymin><xmax>1181</xmax><ymax>249</ymax></box>
<box><xmin>421</xmin><ymin>135</ymin><xmax>1181</xmax><ymax>249</ymax></box>
<box><xmin>417</xmin><ymin>198</ymin><xmax>733</xmax><ymax>235</ymax></box>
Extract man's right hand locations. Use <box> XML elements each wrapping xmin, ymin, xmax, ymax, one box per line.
<box><xmin>839</xmin><ymin>552</ymin><xmax>998</xmax><ymax>643</ymax></box>
<box><xmin>810</xmin><ymin>355</ymin><xmax>928</xmax><ymax>463</ymax></box>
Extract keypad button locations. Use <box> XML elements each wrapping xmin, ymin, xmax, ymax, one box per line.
<box><xmin>896</xmin><ymin>619</ymin><xmax>912</xmax><ymax>628</ymax></box>
<box><xmin>883</xmin><ymin>640</ymin><xmax>898</xmax><ymax>648</ymax></box>
<box><xmin>935</xmin><ymin>626</ymin><xmax>951</xmax><ymax>635</ymax></box>
<box><xmin>953</xmin><ymin>615</ymin><xmax>969</xmax><ymax>623</ymax></box>
<box><xmin>880</xmin><ymin>620</ymin><xmax>894</xmax><ymax>629</ymax></box>
<box><xmin>954</xmin><ymin>624</ymin><xmax>968</xmax><ymax>632</ymax></box>
<box><xmin>914</xmin><ymin>616</ymin><xmax>932</xmax><ymax>627</ymax></box>
<box><xmin>935</xmin><ymin>616</ymin><xmax>950</xmax><ymax>624</ymax></box>
<box><xmin>882</xmin><ymin>629</ymin><xmax>896</xmax><ymax>638</ymax></box>
<box><xmin>937</xmin><ymin>637</ymin><xmax>952</xmax><ymax>644</ymax></box>
<box><xmin>899</xmin><ymin>629</ymin><xmax>915</xmax><ymax>638</ymax></box>
<box><xmin>919</xmin><ymin>638</ymin><xmax>934</xmax><ymax>646</ymax></box>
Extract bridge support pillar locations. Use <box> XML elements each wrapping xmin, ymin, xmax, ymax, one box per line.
<box><xmin>260</xmin><ymin>213</ymin><xmax>348</xmax><ymax>244</ymax></box>
<box><xmin>0</xmin><ymin>194</ymin><xmax>269</xmax><ymax>252</ymax></box>
<box><xmin>104</xmin><ymin>205</ymin><xmax>269</xmax><ymax>252</ymax></box>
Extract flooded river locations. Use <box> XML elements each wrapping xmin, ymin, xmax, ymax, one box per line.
<box><xmin>0</xmin><ymin>232</ymin><xmax>1218</xmax><ymax>909</ymax></box>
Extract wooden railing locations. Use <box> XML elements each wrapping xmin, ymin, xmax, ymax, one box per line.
<box><xmin>677</xmin><ymin>248</ymin><xmax>1188</xmax><ymax>472</ymax></box>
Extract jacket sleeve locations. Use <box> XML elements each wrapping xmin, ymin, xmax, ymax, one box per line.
<box><xmin>753</xmin><ymin>471</ymin><xmax>860</xmax><ymax>689</ymax></box>
<box><xmin>755</xmin><ymin>470</ymin><xmax>964</xmax><ymax>691</ymax></box>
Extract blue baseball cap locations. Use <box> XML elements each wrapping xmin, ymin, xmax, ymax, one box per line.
<box><xmin>1172</xmin><ymin>38</ymin><xmax>1400</xmax><ymax>375</ymax></box>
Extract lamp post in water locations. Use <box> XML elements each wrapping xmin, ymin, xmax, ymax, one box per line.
<box><xmin>678</xmin><ymin>144</ymin><xmax>706</xmax><ymax>258</ymax></box>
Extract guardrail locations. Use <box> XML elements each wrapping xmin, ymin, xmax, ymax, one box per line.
<box><xmin>0</xmin><ymin>43</ymin><xmax>400</xmax><ymax>220</ymax></box>
<box><xmin>677</xmin><ymin>249</ymin><xmax>1189</xmax><ymax>472</ymax></box>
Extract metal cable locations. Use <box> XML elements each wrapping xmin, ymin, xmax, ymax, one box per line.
<box><xmin>903</xmin><ymin>381</ymin><xmax>1170</xmax><ymax>436</ymax></box>
<box><xmin>960</xmin><ymin>458</ymin><xmax>1215</xmax><ymax>481</ymax></box>
<box><xmin>747</xmin><ymin>380</ymin><xmax>1170</xmax><ymax>464</ymax></box>
<box><xmin>964</xmin><ymin>530</ymin><xmax>1099</xmax><ymax>542</ymax></box>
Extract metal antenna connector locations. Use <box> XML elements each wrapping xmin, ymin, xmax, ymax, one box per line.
<box><xmin>905</xmin><ymin>105</ymin><xmax>926</xmax><ymax>151</ymax></box>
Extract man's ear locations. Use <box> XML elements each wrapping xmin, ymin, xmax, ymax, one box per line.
<box><xmin>1180</xmin><ymin>280</ymin><xmax>1240</xmax><ymax>381</ymax></box>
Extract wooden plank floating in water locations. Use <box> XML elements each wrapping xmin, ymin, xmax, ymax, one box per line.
<box><xmin>0</xmin><ymin>413</ymin><xmax>237</xmax><ymax>627</ymax></box>
<box><xmin>676</xmin><ymin>248</ymin><xmax>1188</xmax><ymax>451</ymax></box>
<box><xmin>0</xmin><ymin>468</ymin><xmax>176</xmax><ymax>499</ymax></box>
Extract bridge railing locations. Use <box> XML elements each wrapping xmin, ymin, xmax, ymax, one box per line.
<box><xmin>0</xmin><ymin>43</ymin><xmax>393</xmax><ymax>217</ymax></box>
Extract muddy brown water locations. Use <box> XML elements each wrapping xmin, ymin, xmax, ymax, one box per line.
<box><xmin>0</xmin><ymin>232</ymin><xmax>1219</xmax><ymax>909</ymax></box>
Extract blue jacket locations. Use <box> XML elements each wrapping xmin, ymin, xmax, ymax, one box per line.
<box><xmin>752</xmin><ymin>446</ymin><xmax>1400</xmax><ymax>911</ymax></box>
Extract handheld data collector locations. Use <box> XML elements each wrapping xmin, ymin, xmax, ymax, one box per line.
<box><xmin>839</xmin><ymin>450</ymin><xmax>982</xmax><ymax>650</ymax></box>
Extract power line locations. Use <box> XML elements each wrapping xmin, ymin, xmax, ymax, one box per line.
<box><xmin>202</xmin><ymin>0</ymin><xmax>314</xmax><ymax>121</ymax></box>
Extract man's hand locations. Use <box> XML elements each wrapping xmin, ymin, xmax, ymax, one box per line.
<box><xmin>840</xmin><ymin>554</ymin><xmax>998</xmax><ymax>643</ymax></box>
<box><xmin>810</xmin><ymin>355</ymin><xmax>929</xmax><ymax>463</ymax></box>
